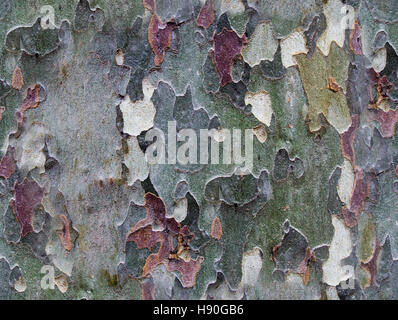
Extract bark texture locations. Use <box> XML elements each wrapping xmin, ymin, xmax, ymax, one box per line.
<box><xmin>0</xmin><ymin>0</ymin><xmax>397</xmax><ymax>300</ymax></box>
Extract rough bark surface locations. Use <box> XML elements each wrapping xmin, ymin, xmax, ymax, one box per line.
<box><xmin>0</xmin><ymin>0</ymin><xmax>397</xmax><ymax>300</ymax></box>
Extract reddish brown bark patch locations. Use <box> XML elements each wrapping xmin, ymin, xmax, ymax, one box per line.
<box><xmin>11</xmin><ymin>179</ymin><xmax>44</xmax><ymax>237</ymax></box>
<box><xmin>377</xmin><ymin>75</ymin><xmax>393</xmax><ymax>98</ymax></box>
<box><xmin>129</xmin><ymin>193</ymin><xmax>179</xmax><ymax>234</ymax></box>
<box><xmin>349</xmin><ymin>20</ymin><xmax>362</xmax><ymax>55</ymax></box>
<box><xmin>12</xmin><ymin>66</ymin><xmax>23</xmax><ymax>91</ymax></box>
<box><xmin>341</xmin><ymin>168</ymin><xmax>372</xmax><ymax>228</ymax></box>
<box><xmin>127</xmin><ymin>225</ymin><xmax>163</xmax><ymax>250</ymax></box>
<box><xmin>340</xmin><ymin>114</ymin><xmax>358</xmax><ymax>164</ymax></box>
<box><xmin>369</xmin><ymin>71</ymin><xmax>393</xmax><ymax>108</ymax></box>
<box><xmin>0</xmin><ymin>146</ymin><xmax>15</xmax><ymax>179</ymax></box>
<box><xmin>210</xmin><ymin>28</ymin><xmax>246</xmax><ymax>87</ymax></box>
<box><xmin>126</xmin><ymin>193</ymin><xmax>203</xmax><ymax>288</ymax></box>
<box><xmin>342</xmin><ymin>206</ymin><xmax>357</xmax><ymax>228</ymax></box>
<box><xmin>349</xmin><ymin>168</ymin><xmax>370</xmax><ymax>216</ymax></box>
<box><xmin>16</xmin><ymin>84</ymin><xmax>44</xmax><ymax>137</ymax></box>
<box><xmin>21</xmin><ymin>84</ymin><xmax>41</xmax><ymax>112</ymax></box>
<box><xmin>361</xmin><ymin>243</ymin><xmax>381</xmax><ymax>287</ymax></box>
<box><xmin>368</xmin><ymin>108</ymin><xmax>398</xmax><ymax>138</ymax></box>
<box><xmin>297</xmin><ymin>247</ymin><xmax>315</xmax><ymax>285</ymax></box>
<box><xmin>196</xmin><ymin>0</ymin><xmax>214</xmax><ymax>29</ymax></box>
<box><xmin>327</xmin><ymin>76</ymin><xmax>340</xmax><ymax>92</ymax></box>
<box><xmin>57</xmin><ymin>214</ymin><xmax>72</xmax><ymax>252</ymax></box>
<box><xmin>148</xmin><ymin>15</ymin><xmax>177</xmax><ymax>66</ymax></box>
<box><xmin>210</xmin><ymin>216</ymin><xmax>222</xmax><ymax>240</ymax></box>
<box><xmin>167</xmin><ymin>256</ymin><xmax>204</xmax><ymax>288</ymax></box>
<box><xmin>271</xmin><ymin>244</ymin><xmax>279</xmax><ymax>262</ymax></box>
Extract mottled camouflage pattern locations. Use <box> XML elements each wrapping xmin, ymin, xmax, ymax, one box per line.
<box><xmin>0</xmin><ymin>0</ymin><xmax>397</xmax><ymax>300</ymax></box>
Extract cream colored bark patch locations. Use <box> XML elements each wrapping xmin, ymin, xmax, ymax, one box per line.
<box><xmin>317</xmin><ymin>0</ymin><xmax>354</xmax><ymax>56</ymax></box>
<box><xmin>326</xmin><ymin>286</ymin><xmax>339</xmax><ymax>300</ymax></box>
<box><xmin>337</xmin><ymin>159</ymin><xmax>355</xmax><ymax>206</ymax></box>
<box><xmin>322</xmin><ymin>216</ymin><xmax>353</xmax><ymax>286</ymax></box>
<box><xmin>17</xmin><ymin>122</ymin><xmax>46</xmax><ymax>174</ymax></box>
<box><xmin>173</xmin><ymin>197</ymin><xmax>188</xmax><ymax>222</ymax></box>
<box><xmin>252</xmin><ymin>125</ymin><xmax>267</xmax><ymax>143</ymax></box>
<box><xmin>242</xmin><ymin>21</ymin><xmax>278</xmax><ymax>67</ymax></box>
<box><xmin>120</xmin><ymin>78</ymin><xmax>156</xmax><ymax>136</ymax></box>
<box><xmin>241</xmin><ymin>248</ymin><xmax>263</xmax><ymax>287</ymax></box>
<box><xmin>372</xmin><ymin>48</ymin><xmax>387</xmax><ymax>73</ymax></box>
<box><xmin>55</xmin><ymin>274</ymin><xmax>68</xmax><ymax>293</ymax></box>
<box><xmin>281</xmin><ymin>30</ymin><xmax>308</xmax><ymax>68</ymax></box>
<box><xmin>115</xmin><ymin>49</ymin><xmax>124</xmax><ymax>66</ymax></box>
<box><xmin>124</xmin><ymin>136</ymin><xmax>149</xmax><ymax>186</ymax></box>
<box><xmin>245</xmin><ymin>91</ymin><xmax>273</xmax><ymax>127</ymax></box>
<box><xmin>14</xmin><ymin>275</ymin><xmax>27</xmax><ymax>293</ymax></box>
<box><xmin>327</xmin><ymin>96</ymin><xmax>352</xmax><ymax>134</ymax></box>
